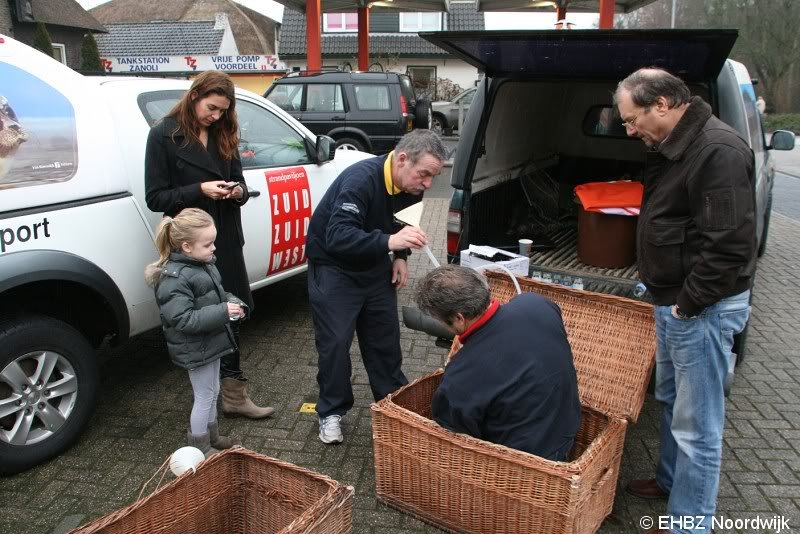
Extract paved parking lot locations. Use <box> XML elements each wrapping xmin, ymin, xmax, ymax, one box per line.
<box><xmin>3</xmin><ymin>193</ymin><xmax>800</xmax><ymax>533</ymax></box>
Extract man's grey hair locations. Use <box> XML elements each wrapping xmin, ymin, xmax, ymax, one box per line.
<box><xmin>613</xmin><ymin>68</ymin><xmax>692</xmax><ymax>110</ymax></box>
<box><xmin>415</xmin><ymin>265</ymin><xmax>491</xmax><ymax>324</ymax></box>
<box><xmin>395</xmin><ymin>129</ymin><xmax>448</xmax><ymax>164</ymax></box>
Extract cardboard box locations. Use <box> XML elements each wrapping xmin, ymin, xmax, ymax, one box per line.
<box><xmin>460</xmin><ymin>245</ymin><xmax>529</xmax><ymax>277</ymax></box>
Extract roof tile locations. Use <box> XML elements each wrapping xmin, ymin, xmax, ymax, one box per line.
<box><xmin>95</xmin><ymin>21</ymin><xmax>225</xmax><ymax>56</ymax></box>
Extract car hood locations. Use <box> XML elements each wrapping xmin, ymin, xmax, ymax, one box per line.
<box><xmin>333</xmin><ymin>148</ymin><xmax>373</xmax><ymax>174</ymax></box>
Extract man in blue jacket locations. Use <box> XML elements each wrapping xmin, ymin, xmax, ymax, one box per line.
<box><xmin>415</xmin><ymin>265</ymin><xmax>581</xmax><ymax>460</ymax></box>
<box><xmin>306</xmin><ymin>130</ymin><xmax>446</xmax><ymax>444</ymax></box>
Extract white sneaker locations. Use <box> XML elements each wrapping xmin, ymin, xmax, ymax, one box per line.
<box><xmin>319</xmin><ymin>415</ymin><xmax>343</xmax><ymax>444</ymax></box>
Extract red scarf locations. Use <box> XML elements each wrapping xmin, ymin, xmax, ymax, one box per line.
<box><xmin>457</xmin><ymin>300</ymin><xmax>500</xmax><ymax>344</ymax></box>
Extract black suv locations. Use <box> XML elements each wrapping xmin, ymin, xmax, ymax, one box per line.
<box><xmin>264</xmin><ymin>71</ymin><xmax>431</xmax><ymax>154</ymax></box>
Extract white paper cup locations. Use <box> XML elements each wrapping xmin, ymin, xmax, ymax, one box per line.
<box><xmin>518</xmin><ymin>238</ymin><xmax>533</xmax><ymax>256</ymax></box>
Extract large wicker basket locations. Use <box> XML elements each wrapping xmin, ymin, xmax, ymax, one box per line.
<box><xmin>71</xmin><ymin>447</ymin><xmax>354</xmax><ymax>534</ymax></box>
<box><xmin>372</xmin><ymin>271</ymin><xmax>656</xmax><ymax>534</ymax></box>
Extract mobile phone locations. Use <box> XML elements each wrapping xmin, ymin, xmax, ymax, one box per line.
<box><xmin>220</xmin><ymin>182</ymin><xmax>238</xmax><ymax>190</ymax></box>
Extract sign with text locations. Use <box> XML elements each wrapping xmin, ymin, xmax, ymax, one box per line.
<box><xmin>265</xmin><ymin>166</ymin><xmax>311</xmax><ymax>275</ymax></box>
<box><xmin>100</xmin><ymin>55</ymin><xmax>286</xmax><ymax>74</ymax></box>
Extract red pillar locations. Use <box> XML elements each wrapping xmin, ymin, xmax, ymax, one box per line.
<box><xmin>556</xmin><ymin>7</ymin><xmax>567</xmax><ymax>21</ymax></box>
<box><xmin>598</xmin><ymin>0</ymin><xmax>614</xmax><ymax>29</ymax></box>
<box><xmin>306</xmin><ymin>0</ymin><xmax>322</xmax><ymax>71</ymax></box>
<box><xmin>358</xmin><ymin>6</ymin><xmax>370</xmax><ymax>71</ymax></box>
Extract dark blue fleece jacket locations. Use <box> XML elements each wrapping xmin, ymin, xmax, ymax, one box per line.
<box><xmin>306</xmin><ymin>155</ymin><xmax>419</xmax><ymax>276</ymax></box>
<box><xmin>432</xmin><ymin>293</ymin><xmax>582</xmax><ymax>460</ymax></box>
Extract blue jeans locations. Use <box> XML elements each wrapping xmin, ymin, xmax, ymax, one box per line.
<box><xmin>654</xmin><ymin>290</ymin><xmax>750</xmax><ymax>533</ymax></box>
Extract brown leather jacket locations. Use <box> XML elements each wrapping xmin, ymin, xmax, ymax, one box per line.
<box><xmin>637</xmin><ymin>97</ymin><xmax>756</xmax><ymax>315</ymax></box>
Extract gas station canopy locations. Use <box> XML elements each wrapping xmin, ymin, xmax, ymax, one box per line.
<box><xmin>272</xmin><ymin>0</ymin><xmax>451</xmax><ymax>13</ymax></box>
<box><xmin>474</xmin><ymin>0</ymin><xmax>657</xmax><ymax>13</ymax></box>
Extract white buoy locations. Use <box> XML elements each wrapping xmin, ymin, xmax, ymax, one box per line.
<box><xmin>169</xmin><ymin>446</ymin><xmax>205</xmax><ymax>476</ymax></box>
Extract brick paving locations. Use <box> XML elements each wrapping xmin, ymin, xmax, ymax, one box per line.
<box><xmin>2</xmin><ymin>198</ymin><xmax>800</xmax><ymax>534</ymax></box>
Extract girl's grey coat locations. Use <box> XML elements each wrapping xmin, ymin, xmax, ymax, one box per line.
<box><xmin>152</xmin><ymin>253</ymin><xmax>247</xmax><ymax>370</ymax></box>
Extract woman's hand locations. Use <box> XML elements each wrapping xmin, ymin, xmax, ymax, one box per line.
<box><xmin>201</xmin><ymin>180</ymin><xmax>234</xmax><ymax>200</ymax></box>
<box><xmin>223</xmin><ymin>182</ymin><xmax>244</xmax><ymax>200</ymax></box>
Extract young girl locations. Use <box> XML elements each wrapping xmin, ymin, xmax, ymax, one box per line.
<box><xmin>145</xmin><ymin>208</ymin><xmax>244</xmax><ymax>456</ymax></box>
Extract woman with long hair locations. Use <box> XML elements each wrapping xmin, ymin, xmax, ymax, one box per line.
<box><xmin>145</xmin><ymin>70</ymin><xmax>273</xmax><ymax>419</ymax></box>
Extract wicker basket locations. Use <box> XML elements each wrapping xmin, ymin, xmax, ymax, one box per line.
<box><xmin>372</xmin><ymin>271</ymin><xmax>656</xmax><ymax>534</ymax></box>
<box><xmin>71</xmin><ymin>447</ymin><xmax>354</xmax><ymax>534</ymax></box>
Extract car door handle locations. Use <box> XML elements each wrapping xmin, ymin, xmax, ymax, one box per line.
<box><xmin>331</xmin><ymin>116</ymin><xmax>344</xmax><ymax>121</ymax></box>
<box><xmin>248</xmin><ymin>188</ymin><xmax>261</xmax><ymax>198</ymax></box>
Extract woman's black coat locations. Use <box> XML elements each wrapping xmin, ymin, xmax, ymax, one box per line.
<box><xmin>145</xmin><ymin>117</ymin><xmax>253</xmax><ymax>309</ymax></box>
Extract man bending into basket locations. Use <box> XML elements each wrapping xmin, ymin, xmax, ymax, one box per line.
<box><xmin>415</xmin><ymin>265</ymin><xmax>581</xmax><ymax>461</ymax></box>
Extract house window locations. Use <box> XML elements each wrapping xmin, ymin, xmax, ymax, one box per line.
<box><xmin>407</xmin><ymin>66</ymin><xmax>437</xmax><ymax>100</ymax></box>
<box><xmin>52</xmin><ymin>43</ymin><xmax>66</xmax><ymax>64</ymax></box>
<box><xmin>323</xmin><ymin>13</ymin><xmax>358</xmax><ymax>32</ymax></box>
<box><xmin>399</xmin><ymin>13</ymin><xmax>442</xmax><ymax>32</ymax></box>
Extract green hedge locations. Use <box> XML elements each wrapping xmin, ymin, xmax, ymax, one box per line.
<box><xmin>763</xmin><ymin>114</ymin><xmax>800</xmax><ymax>134</ymax></box>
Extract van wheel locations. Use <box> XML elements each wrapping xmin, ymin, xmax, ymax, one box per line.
<box><xmin>414</xmin><ymin>99</ymin><xmax>432</xmax><ymax>130</ymax></box>
<box><xmin>431</xmin><ymin>113</ymin><xmax>447</xmax><ymax>136</ymax></box>
<box><xmin>757</xmin><ymin>194</ymin><xmax>772</xmax><ymax>257</ymax></box>
<box><xmin>335</xmin><ymin>137</ymin><xmax>365</xmax><ymax>152</ymax></box>
<box><xmin>0</xmin><ymin>314</ymin><xmax>98</xmax><ymax>475</ymax></box>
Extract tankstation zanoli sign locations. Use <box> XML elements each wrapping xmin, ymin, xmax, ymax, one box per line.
<box><xmin>100</xmin><ymin>54</ymin><xmax>287</xmax><ymax>73</ymax></box>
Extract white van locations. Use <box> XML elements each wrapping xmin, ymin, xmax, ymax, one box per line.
<box><xmin>0</xmin><ymin>35</ymin><xmax>371</xmax><ymax>474</ymax></box>
<box><xmin>406</xmin><ymin>29</ymin><xmax>795</xmax><ymax>366</ymax></box>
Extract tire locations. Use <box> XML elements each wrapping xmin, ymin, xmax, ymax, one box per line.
<box><xmin>414</xmin><ymin>99</ymin><xmax>432</xmax><ymax>130</ymax></box>
<box><xmin>757</xmin><ymin>193</ymin><xmax>772</xmax><ymax>257</ymax></box>
<box><xmin>335</xmin><ymin>137</ymin><xmax>366</xmax><ymax>152</ymax></box>
<box><xmin>431</xmin><ymin>113</ymin><xmax>447</xmax><ymax>136</ymax></box>
<box><xmin>0</xmin><ymin>314</ymin><xmax>98</xmax><ymax>475</ymax></box>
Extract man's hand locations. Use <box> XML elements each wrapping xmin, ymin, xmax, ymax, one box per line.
<box><xmin>388</xmin><ymin>226</ymin><xmax>427</xmax><ymax>251</ymax></box>
<box><xmin>392</xmin><ymin>258</ymin><xmax>409</xmax><ymax>289</ymax></box>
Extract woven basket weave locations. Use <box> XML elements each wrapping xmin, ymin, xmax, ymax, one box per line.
<box><xmin>71</xmin><ymin>447</ymin><xmax>353</xmax><ymax>534</ymax></box>
<box><xmin>372</xmin><ymin>271</ymin><xmax>656</xmax><ymax>534</ymax></box>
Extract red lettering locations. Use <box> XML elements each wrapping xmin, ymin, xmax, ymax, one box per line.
<box><xmin>265</xmin><ymin>166</ymin><xmax>311</xmax><ymax>275</ymax></box>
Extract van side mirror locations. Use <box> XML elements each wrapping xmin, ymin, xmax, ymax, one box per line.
<box><xmin>315</xmin><ymin>135</ymin><xmax>336</xmax><ymax>163</ymax></box>
<box><xmin>769</xmin><ymin>130</ymin><xmax>796</xmax><ymax>151</ymax></box>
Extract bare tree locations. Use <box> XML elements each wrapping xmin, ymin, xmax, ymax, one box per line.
<box><xmin>617</xmin><ymin>0</ymin><xmax>800</xmax><ymax>112</ymax></box>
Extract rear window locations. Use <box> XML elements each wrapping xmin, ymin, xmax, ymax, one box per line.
<box><xmin>399</xmin><ymin>75</ymin><xmax>417</xmax><ymax>104</ymax></box>
<box><xmin>354</xmin><ymin>85</ymin><xmax>391</xmax><ymax>111</ymax></box>
<box><xmin>582</xmin><ymin>106</ymin><xmax>630</xmax><ymax>138</ymax></box>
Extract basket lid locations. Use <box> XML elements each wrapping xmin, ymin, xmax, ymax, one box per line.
<box><xmin>480</xmin><ymin>271</ymin><xmax>656</xmax><ymax>423</ymax></box>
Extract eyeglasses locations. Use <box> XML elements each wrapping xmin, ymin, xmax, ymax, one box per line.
<box><xmin>621</xmin><ymin>107</ymin><xmax>650</xmax><ymax>130</ymax></box>
<box><xmin>621</xmin><ymin>114</ymin><xmax>641</xmax><ymax>129</ymax></box>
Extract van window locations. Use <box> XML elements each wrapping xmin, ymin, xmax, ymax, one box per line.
<box><xmin>138</xmin><ymin>91</ymin><xmax>311</xmax><ymax>169</ymax></box>
<box><xmin>583</xmin><ymin>106</ymin><xmax>630</xmax><ymax>138</ymax></box>
<box><xmin>741</xmin><ymin>88</ymin><xmax>764</xmax><ymax>153</ymax></box>
<box><xmin>237</xmin><ymin>100</ymin><xmax>311</xmax><ymax>169</ymax></box>
<box><xmin>0</xmin><ymin>63</ymin><xmax>78</xmax><ymax>190</ymax></box>
<box><xmin>354</xmin><ymin>85</ymin><xmax>391</xmax><ymax>110</ymax></box>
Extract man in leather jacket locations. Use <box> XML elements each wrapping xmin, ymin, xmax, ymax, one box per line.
<box><xmin>615</xmin><ymin>68</ymin><xmax>755</xmax><ymax>534</ymax></box>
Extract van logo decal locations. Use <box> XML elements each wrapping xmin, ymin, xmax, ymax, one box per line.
<box><xmin>266</xmin><ymin>167</ymin><xmax>311</xmax><ymax>275</ymax></box>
